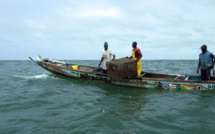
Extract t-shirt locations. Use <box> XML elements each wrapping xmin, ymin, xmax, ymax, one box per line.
<box><xmin>132</xmin><ymin>48</ymin><xmax>142</xmax><ymax>59</ymax></box>
<box><xmin>199</xmin><ymin>51</ymin><xmax>213</xmax><ymax>70</ymax></box>
<box><xmin>102</xmin><ymin>49</ymin><xmax>115</xmax><ymax>70</ymax></box>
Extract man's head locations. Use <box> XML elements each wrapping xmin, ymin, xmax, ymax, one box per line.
<box><xmin>104</xmin><ymin>42</ymin><xmax>108</xmax><ymax>50</ymax></box>
<box><xmin>132</xmin><ymin>42</ymin><xmax>137</xmax><ymax>49</ymax></box>
<box><xmin>200</xmin><ymin>44</ymin><xmax>207</xmax><ymax>53</ymax></box>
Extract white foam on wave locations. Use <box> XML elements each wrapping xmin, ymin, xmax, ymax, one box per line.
<box><xmin>14</xmin><ymin>73</ymin><xmax>49</xmax><ymax>79</ymax></box>
<box><xmin>31</xmin><ymin>74</ymin><xmax>48</xmax><ymax>79</ymax></box>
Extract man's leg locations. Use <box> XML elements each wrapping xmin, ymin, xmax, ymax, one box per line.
<box><xmin>201</xmin><ymin>69</ymin><xmax>210</xmax><ymax>80</ymax></box>
<box><xmin>103</xmin><ymin>70</ymin><xmax>107</xmax><ymax>74</ymax></box>
<box><xmin>137</xmin><ymin>60</ymin><xmax>141</xmax><ymax>77</ymax></box>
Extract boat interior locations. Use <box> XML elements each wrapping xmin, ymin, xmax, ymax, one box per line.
<box><xmin>43</xmin><ymin>59</ymin><xmax>215</xmax><ymax>81</ymax></box>
<box><xmin>44</xmin><ymin>59</ymin><xmax>104</xmax><ymax>73</ymax></box>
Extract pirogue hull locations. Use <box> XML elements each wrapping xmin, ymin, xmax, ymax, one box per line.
<box><xmin>29</xmin><ymin>56</ymin><xmax>215</xmax><ymax>90</ymax></box>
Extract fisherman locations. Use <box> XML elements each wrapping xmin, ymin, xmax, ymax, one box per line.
<box><xmin>99</xmin><ymin>42</ymin><xmax>115</xmax><ymax>74</ymax></box>
<box><xmin>197</xmin><ymin>44</ymin><xmax>215</xmax><ymax>80</ymax></box>
<box><xmin>130</xmin><ymin>42</ymin><xmax>142</xmax><ymax>77</ymax></box>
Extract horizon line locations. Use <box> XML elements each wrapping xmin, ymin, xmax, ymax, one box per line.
<box><xmin>0</xmin><ymin>59</ymin><xmax>198</xmax><ymax>61</ymax></box>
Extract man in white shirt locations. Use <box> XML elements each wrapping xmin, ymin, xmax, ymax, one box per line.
<box><xmin>99</xmin><ymin>42</ymin><xmax>115</xmax><ymax>74</ymax></box>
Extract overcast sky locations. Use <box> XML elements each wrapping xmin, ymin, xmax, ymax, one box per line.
<box><xmin>0</xmin><ymin>0</ymin><xmax>215</xmax><ymax>60</ymax></box>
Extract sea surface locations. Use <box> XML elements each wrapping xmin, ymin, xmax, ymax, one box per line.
<box><xmin>1</xmin><ymin>60</ymin><xmax>215</xmax><ymax>134</ymax></box>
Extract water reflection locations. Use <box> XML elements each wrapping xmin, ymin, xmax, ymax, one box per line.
<box><xmin>48</xmin><ymin>70</ymin><xmax>215</xmax><ymax>126</ymax></box>
<box><xmin>58</xmin><ymin>75</ymin><xmax>154</xmax><ymax>122</ymax></box>
<box><xmin>92</xmin><ymin>85</ymin><xmax>159</xmax><ymax>123</ymax></box>
<box><xmin>197</xmin><ymin>90</ymin><xmax>215</xmax><ymax>109</ymax></box>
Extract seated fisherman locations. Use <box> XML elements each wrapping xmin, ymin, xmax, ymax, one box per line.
<box><xmin>99</xmin><ymin>42</ymin><xmax>115</xmax><ymax>74</ymax></box>
<box><xmin>129</xmin><ymin>42</ymin><xmax>142</xmax><ymax>77</ymax></box>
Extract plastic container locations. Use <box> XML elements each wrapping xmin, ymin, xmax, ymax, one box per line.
<box><xmin>72</xmin><ymin>65</ymin><xmax>78</xmax><ymax>70</ymax></box>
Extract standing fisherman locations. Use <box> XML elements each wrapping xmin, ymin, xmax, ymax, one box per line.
<box><xmin>99</xmin><ymin>42</ymin><xmax>115</xmax><ymax>74</ymax></box>
<box><xmin>197</xmin><ymin>44</ymin><xmax>215</xmax><ymax>80</ymax></box>
<box><xmin>130</xmin><ymin>42</ymin><xmax>142</xmax><ymax>77</ymax></box>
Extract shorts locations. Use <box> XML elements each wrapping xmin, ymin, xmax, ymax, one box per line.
<box><xmin>201</xmin><ymin>69</ymin><xmax>211</xmax><ymax>80</ymax></box>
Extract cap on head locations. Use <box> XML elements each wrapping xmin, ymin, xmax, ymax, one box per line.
<box><xmin>200</xmin><ymin>44</ymin><xmax>207</xmax><ymax>49</ymax></box>
<box><xmin>104</xmin><ymin>42</ymin><xmax>108</xmax><ymax>47</ymax></box>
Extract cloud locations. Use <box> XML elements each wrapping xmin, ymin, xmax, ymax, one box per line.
<box><xmin>32</xmin><ymin>31</ymin><xmax>47</xmax><ymax>39</ymax></box>
<box><xmin>80</xmin><ymin>7</ymin><xmax>121</xmax><ymax>18</ymax></box>
<box><xmin>24</xmin><ymin>20</ymin><xmax>46</xmax><ymax>30</ymax></box>
<box><xmin>57</xmin><ymin>0</ymin><xmax>123</xmax><ymax>19</ymax></box>
<box><xmin>1</xmin><ymin>0</ymin><xmax>215</xmax><ymax>60</ymax></box>
<box><xmin>59</xmin><ymin>6</ymin><xmax>122</xmax><ymax>18</ymax></box>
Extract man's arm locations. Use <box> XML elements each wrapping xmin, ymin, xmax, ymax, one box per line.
<box><xmin>197</xmin><ymin>58</ymin><xmax>200</xmax><ymax>73</ymax></box>
<box><xmin>110</xmin><ymin>50</ymin><xmax>115</xmax><ymax>60</ymax></box>
<box><xmin>113</xmin><ymin>54</ymin><xmax>115</xmax><ymax>60</ymax></box>
<box><xmin>99</xmin><ymin>57</ymin><xmax>104</xmax><ymax>68</ymax></box>
<box><xmin>210</xmin><ymin>54</ymin><xmax>215</xmax><ymax>69</ymax></box>
<box><xmin>135</xmin><ymin>49</ymin><xmax>142</xmax><ymax>63</ymax></box>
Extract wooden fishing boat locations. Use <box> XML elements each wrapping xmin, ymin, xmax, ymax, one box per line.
<box><xmin>29</xmin><ymin>55</ymin><xmax>215</xmax><ymax>90</ymax></box>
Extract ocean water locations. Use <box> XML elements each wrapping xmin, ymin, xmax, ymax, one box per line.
<box><xmin>1</xmin><ymin>60</ymin><xmax>215</xmax><ymax>134</ymax></box>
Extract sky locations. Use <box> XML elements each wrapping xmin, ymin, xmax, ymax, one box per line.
<box><xmin>0</xmin><ymin>0</ymin><xmax>215</xmax><ymax>60</ymax></box>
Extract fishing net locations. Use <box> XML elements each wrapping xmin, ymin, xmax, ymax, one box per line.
<box><xmin>106</xmin><ymin>58</ymin><xmax>137</xmax><ymax>80</ymax></box>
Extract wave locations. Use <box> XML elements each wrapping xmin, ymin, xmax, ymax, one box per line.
<box><xmin>13</xmin><ymin>73</ymin><xmax>49</xmax><ymax>79</ymax></box>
